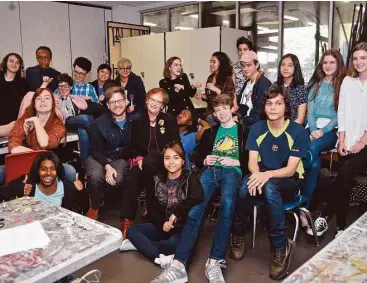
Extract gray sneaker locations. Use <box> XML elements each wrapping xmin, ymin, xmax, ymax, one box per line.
<box><xmin>205</xmin><ymin>259</ymin><xmax>226</xmax><ymax>283</ymax></box>
<box><xmin>150</xmin><ymin>264</ymin><xmax>188</xmax><ymax>283</ymax></box>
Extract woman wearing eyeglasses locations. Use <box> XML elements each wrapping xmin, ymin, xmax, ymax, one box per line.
<box><xmin>120</xmin><ymin>141</ymin><xmax>203</xmax><ymax>271</ymax></box>
<box><xmin>115</xmin><ymin>58</ymin><xmax>146</xmax><ymax>113</ymax></box>
<box><xmin>120</xmin><ymin>88</ymin><xmax>180</xmax><ymax>239</ymax></box>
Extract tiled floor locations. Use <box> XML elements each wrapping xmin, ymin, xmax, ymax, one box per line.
<box><xmin>75</xmin><ymin>199</ymin><xmax>363</xmax><ymax>283</ymax></box>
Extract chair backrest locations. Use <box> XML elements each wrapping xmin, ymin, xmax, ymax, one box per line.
<box><xmin>5</xmin><ymin>150</ymin><xmax>47</xmax><ymax>183</ymax></box>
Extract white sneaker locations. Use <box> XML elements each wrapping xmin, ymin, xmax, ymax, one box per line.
<box><xmin>150</xmin><ymin>264</ymin><xmax>188</xmax><ymax>283</ymax></box>
<box><xmin>154</xmin><ymin>254</ymin><xmax>175</xmax><ymax>269</ymax></box>
<box><xmin>119</xmin><ymin>239</ymin><xmax>137</xmax><ymax>252</ymax></box>
<box><xmin>311</xmin><ymin>217</ymin><xmax>328</xmax><ymax>236</ymax></box>
<box><xmin>205</xmin><ymin>259</ymin><xmax>226</xmax><ymax>283</ymax></box>
<box><xmin>335</xmin><ymin>228</ymin><xmax>344</xmax><ymax>238</ymax></box>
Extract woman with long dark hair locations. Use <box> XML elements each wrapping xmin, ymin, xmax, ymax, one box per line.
<box><xmin>0</xmin><ymin>152</ymin><xmax>83</xmax><ymax>210</ymax></box>
<box><xmin>120</xmin><ymin>142</ymin><xmax>203</xmax><ymax>271</ymax></box>
<box><xmin>159</xmin><ymin>57</ymin><xmax>200</xmax><ymax>116</ymax></box>
<box><xmin>301</xmin><ymin>49</ymin><xmax>346</xmax><ymax>235</ymax></box>
<box><xmin>312</xmin><ymin>42</ymin><xmax>367</xmax><ymax>238</ymax></box>
<box><xmin>197</xmin><ymin>52</ymin><xmax>235</xmax><ymax>118</ymax></box>
<box><xmin>276</xmin><ymin>54</ymin><xmax>308</xmax><ymax>125</ymax></box>
<box><xmin>0</xmin><ymin>53</ymin><xmax>28</xmax><ymax>136</ymax></box>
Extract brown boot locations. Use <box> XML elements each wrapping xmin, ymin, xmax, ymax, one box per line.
<box><xmin>121</xmin><ymin>218</ymin><xmax>134</xmax><ymax>239</ymax></box>
<box><xmin>86</xmin><ymin>208</ymin><xmax>99</xmax><ymax>220</ymax></box>
<box><xmin>270</xmin><ymin>239</ymin><xmax>295</xmax><ymax>280</ymax></box>
<box><xmin>229</xmin><ymin>234</ymin><xmax>245</xmax><ymax>261</ymax></box>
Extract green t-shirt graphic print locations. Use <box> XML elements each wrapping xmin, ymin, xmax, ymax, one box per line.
<box><xmin>212</xmin><ymin>124</ymin><xmax>241</xmax><ymax>175</ymax></box>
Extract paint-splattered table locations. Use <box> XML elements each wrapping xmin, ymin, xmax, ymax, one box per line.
<box><xmin>0</xmin><ymin>197</ymin><xmax>122</xmax><ymax>283</ymax></box>
<box><xmin>283</xmin><ymin>211</ymin><xmax>367</xmax><ymax>283</ymax></box>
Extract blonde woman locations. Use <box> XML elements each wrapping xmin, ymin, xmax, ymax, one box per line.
<box><xmin>115</xmin><ymin>58</ymin><xmax>146</xmax><ymax>113</ymax></box>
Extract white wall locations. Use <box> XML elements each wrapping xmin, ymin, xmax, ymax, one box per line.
<box><xmin>112</xmin><ymin>5</ymin><xmax>140</xmax><ymax>25</ymax></box>
<box><xmin>0</xmin><ymin>2</ymin><xmax>110</xmax><ymax>81</ymax></box>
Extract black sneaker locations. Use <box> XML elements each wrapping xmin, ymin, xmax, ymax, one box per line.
<box><xmin>309</xmin><ymin>217</ymin><xmax>328</xmax><ymax>236</ymax></box>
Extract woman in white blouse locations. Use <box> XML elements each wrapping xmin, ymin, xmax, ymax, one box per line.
<box><xmin>312</xmin><ymin>42</ymin><xmax>367</xmax><ymax>238</ymax></box>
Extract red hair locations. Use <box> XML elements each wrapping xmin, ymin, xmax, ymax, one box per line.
<box><xmin>23</xmin><ymin>88</ymin><xmax>60</xmax><ymax>133</ymax></box>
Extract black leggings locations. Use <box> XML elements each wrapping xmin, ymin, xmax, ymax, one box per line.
<box><xmin>322</xmin><ymin>146</ymin><xmax>367</xmax><ymax>227</ymax></box>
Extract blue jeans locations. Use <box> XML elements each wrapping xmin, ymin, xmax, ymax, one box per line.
<box><xmin>65</xmin><ymin>115</ymin><xmax>93</xmax><ymax>168</ymax></box>
<box><xmin>63</xmin><ymin>163</ymin><xmax>76</xmax><ymax>182</ymax></box>
<box><xmin>127</xmin><ymin>223</ymin><xmax>181</xmax><ymax>260</ymax></box>
<box><xmin>174</xmin><ymin>167</ymin><xmax>242</xmax><ymax>265</ymax></box>
<box><xmin>233</xmin><ymin>175</ymin><xmax>303</xmax><ymax>250</ymax></box>
<box><xmin>304</xmin><ymin>129</ymin><xmax>337</xmax><ymax>206</ymax></box>
<box><xmin>0</xmin><ymin>165</ymin><xmax>5</xmax><ymax>185</ymax></box>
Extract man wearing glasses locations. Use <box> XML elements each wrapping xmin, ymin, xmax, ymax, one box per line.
<box><xmin>26</xmin><ymin>46</ymin><xmax>60</xmax><ymax>92</ymax></box>
<box><xmin>86</xmin><ymin>86</ymin><xmax>140</xmax><ymax>220</ymax></box>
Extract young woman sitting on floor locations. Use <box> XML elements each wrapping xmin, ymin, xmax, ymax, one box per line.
<box><xmin>120</xmin><ymin>141</ymin><xmax>203</xmax><ymax>269</ymax></box>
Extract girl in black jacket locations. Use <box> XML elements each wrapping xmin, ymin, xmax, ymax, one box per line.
<box><xmin>120</xmin><ymin>142</ymin><xmax>204</xmax><ymax>268</ymax></box>
<box><xmin>0</xmin><ymin>152</ymin><xmax>84</xmax><ymax>211</ymax></box>
<box><xmin>159</xmin><ymin>57</ymin><xmax>198</xmax><ymax>116</ymax></box>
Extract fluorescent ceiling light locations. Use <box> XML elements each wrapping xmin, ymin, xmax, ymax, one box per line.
<box><xmin>190</xmin><ymin>14</ymin><xmax>199</xmax><ymax>19</ymax></box>
<box><xmin>212</xmin><ymin>7</ymin><xmax>257</xmax><ymax>16</ymax></box>
<box><xmin>257</xmin><ymin>26</ymin><xmax>269</xmax><ymax>31</ymax></box>
<box><xmin>258</xmin><ymin>29</ymin><xmax>278</xmax><ymax>35</ymax></box>
<box><xmin>175</xmin><ymin>26</ymin><xmax>194</xmax><ymax>31</ymax></box>
<box><xmin>284</xmin><ymin>15</ymin><xmax>299</xmax><ymax>21</ymax></box>
<box><xmin>262</xmin><ymin>45</ymin><xmax>278</xmax><ymax>50</ymax></box>
<box><xmin>143</xmin><ymin>22</ymin><xmax>157</xmax><ymax>27</ymax></box>
<box><xmin>307</xmin><ymin>22</ymin><xmax>316</xmax><ymax>26</ymax></box>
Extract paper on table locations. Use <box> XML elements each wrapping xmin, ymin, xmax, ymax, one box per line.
<box><xmin>0</xmin><ymin>221</ymin><xmax>50</xmax><ymax>257</ymax></box>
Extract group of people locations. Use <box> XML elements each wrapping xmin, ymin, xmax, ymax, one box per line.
<box><xmin>0</xmin><ymin>35</ymin><xmax>367</xmax><ymax>283</ymax></box>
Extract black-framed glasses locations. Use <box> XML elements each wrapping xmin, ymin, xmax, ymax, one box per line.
<box><xmin>108</xmin><ymin>98</ymin><xmax>126</xmax><ymax>106</ymax></box>
<box><xmin>0</xmin><ymin>218</ymin><xmax>4</xmax><ymax>229</ymax></box>
<box><xmin>73</xmin><ymin>70</ymin><xmax>87</xmax><ymax>77</ymax></box>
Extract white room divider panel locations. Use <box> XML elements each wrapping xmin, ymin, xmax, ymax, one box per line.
<box><xmin>190</xmin><ymin>27</ymin><xmax>220</xmax><ymax>85</ymax></box>
<box><xmin>221</xmin><ymin>27</ymin><xmax>249</xmax><ymax>66</ymax></box>
<box><xmin>141</xmin><ymin>33</ymin><xmax>165</xmax><ymax>91</ymax></box>
<box><xmin>0</xmin><ymin>2</ymin><xmax>22</xmax><ymax>60</ymax></box>
<box><xmin>69</xmin><ymin>5</ymin><xmax>106</xmax><ymax>81</ymax></box>
<box><xmin>165</xmin><ymin>30</ymin><xmax>193</xmax><ymax>76</ymax></box>
<box><xmin>120</xmin><ymin>36</ymin><xmax>143</xmax><ymax>82</ymax></box>
<box><xmin>19</xmin><ymin>2</ymin><xmax>71</xmax><ymax>74</ymax></box>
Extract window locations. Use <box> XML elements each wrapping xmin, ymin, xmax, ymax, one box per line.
<box><xmin>202</xmin><ymin>1</ymin><xmax>236</xmax><ymax>29</ymax></box>
<box><xmin>283</xmin><ymin>1</ymin><xmax>329</xmax><ymax>83</ymax></box>
<box><xmin>333</xmin><ymin>1</ymin><xmax>364</xmax><ymax>62</ymax></box>
<box><xmin>142</xmin><ymin>10</ymin><xmax>168</xmax><ymax>34</ymax></box>
<box><xmin>171</xmin><ymin>4</ymin><xmax>199</xmax><ymax>31</ymax></box>
<box><xmin>240</xmin><ymin>2</ymin><xmax>279</xmax><ymax>81</ymax></box>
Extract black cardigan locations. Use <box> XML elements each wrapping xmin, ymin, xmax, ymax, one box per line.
<box><xmin>130</xmin><ymin>111</ymin><xmax>180</xmax><ymax>158</ymax></box>
<box><xmin>143</xmin><ymin>159</ymin><xmax>204</xmax><ymax>230</ymax></box>
<box><xmin>114</xmin><ymin>72</ymin><xmax>146</xmax><ymax>113</ymax></box>
<box><xmin>195</xmin><ymin>123</ymin><xmax>248</xmax><ymax>174</ymax></box>
<box><xmin>159</xmin><ymin>73</ymin><xmax>196</xmax><ymax>116</ymax></box>
<box><xmin>0</xmin><ymin>175</ymin><xmax>82</xmax><ymax>211</ymax></box>
<box><xmin>237</xmin><ymin>74</ymin><xmax>271</xmax><ymax>126</ymax></box>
